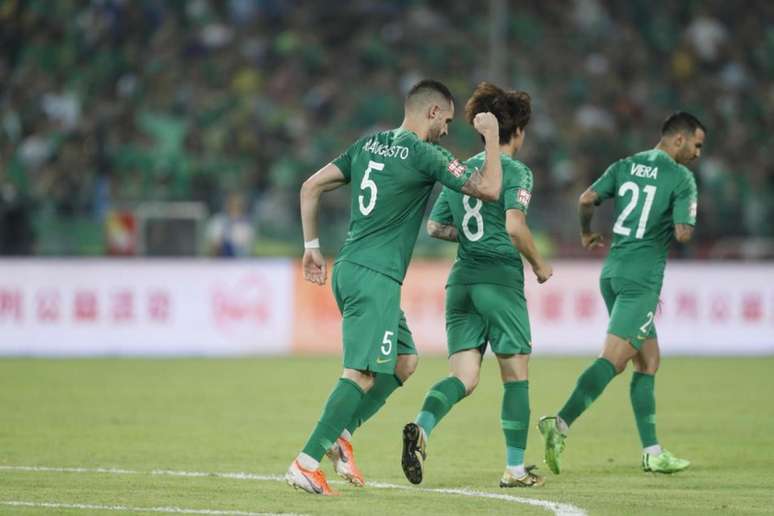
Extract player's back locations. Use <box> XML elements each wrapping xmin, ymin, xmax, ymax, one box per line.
<box><xmin>591</xmin><ymin>148</ymin><xmax>697</xmax><ymax>292</ymax></box>
<box><xmin>333</xmin><ymin>128</ymin><xmax>467</xmax><ymax>284</ymax></box>
<box><xmin>430</xmin><ymin>152</ymin><xmax>533</xmax><ymax>289</ymax></box>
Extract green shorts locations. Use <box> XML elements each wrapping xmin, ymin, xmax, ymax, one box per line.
<box><xmin>332</xmin><ymin>261</ymin><xmax>417</xmax><ymax>374</ymax></box>
<box><xmin>600</xmin><ymin>276</ymin><xmax>659</xmax><ymax>349</ymax></box>
<box><xmin>445</xmin><ymin>283</ymin><xmax>531</xmax><ymax>357</ymax></box>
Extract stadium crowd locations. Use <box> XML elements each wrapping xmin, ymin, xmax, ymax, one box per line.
<box><xmin>1</xmin><ymin>0</ymin><xmax>772</xmax><ymax>257</ymax></box>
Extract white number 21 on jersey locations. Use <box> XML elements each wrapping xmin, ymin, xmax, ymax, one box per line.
<box><xmin>358</xmin><ymin>160</ymin><xmax>384</xmax><ymax>216</ymax></box>
<box><xmin>613</xmin><ymin>181</ymin><xmax>657</xmax><ymax>239</ymax></box>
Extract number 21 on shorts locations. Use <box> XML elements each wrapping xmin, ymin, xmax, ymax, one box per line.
<box><xmin>639</xmin><ymin>311</ymin><xmax>655</xmax><ymax>336</ymax></box>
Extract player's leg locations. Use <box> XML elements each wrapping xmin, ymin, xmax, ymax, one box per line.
<box><xmin>415</xmin><ymin>286</ymin><xmax>484</xmax><ymax>438</ymax></box>
<box><xmin>288</xmin><ymin>263</ymin><xmax>399</xmax><ymax>494</ymax></box>
<box><xmin>483</xmin><ymin>285</ymin><xmax>542</xmax><ymax>487</ymax></box>
<box><xmin>402</xmin><ymin>349</ymin><xmax>480</xmax><ymax>485</ymax></box>
<box><xmin>632</xmin><ymin>337</ymin><xmax>690</xmax><ymax>473</ymax></box>
<box><xmin>402</xmin><ymin>285</ymin><xmax>484</xmax><ymax>484</ymax></box>
<box><xmin>344</xmin><ymin>312</ymin><xmax>417</xmax><ymax>438</ymax></box>
<box><xmin>631</xmin><ymin>337</ymin><xmax>660</xmax><ymax>456</ymax></box>
<box><xmin>330</xmin><ymin>315</ymin><xmax>418</xmax><ymax>486</ymax></box>
<box><xmin>496</xmin><ymin>353</ymin><xmax>544</xmax><ymax>487</ymax></box>
<box><xmin>557</xmin><ymin>331</ymin><xmax>638</xmax><ymax>423</ymax></box>
<box><xmin>539</xmin><ymin>277</ymin><xmax>642</xmax><ymax>474</ymax></box>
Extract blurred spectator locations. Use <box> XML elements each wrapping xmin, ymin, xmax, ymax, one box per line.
<box><xmin>0</xmin><ymin>0</ymin><xmax>771</xmax><ymax>257</ymax></box>
<box><xmin>205</xmin><ymin>192</ymin><xmax>255</xmax><ymax>257</ymax></box>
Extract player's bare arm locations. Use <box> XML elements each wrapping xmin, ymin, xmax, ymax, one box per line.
<box><xmin>426</xmin><ymin>220</ymin><xmax>458</xmax><ymax>242</ymax></box>
<box><xmin>299</xmin><ymin>163</ymin><xmax>348</xmax><ymax>286</ymax></box>
<box><xmin>674</xmin><ymin>223</ymin><xmax>694</xmax><ymax>243</ymax></box>
<box><xmin>506</xmin><ymin>209</ymin><xmax>552</xmax><ymax>283</ymax></box>
<box><xmin>578</xmin><ymin>188</ymin><xmax>605</xmax><ymax>250</ymax></box>
<box><xmin>461</xmin><ymin>112</ymin><xmax>502</xmax><ymax>202</ymax></box>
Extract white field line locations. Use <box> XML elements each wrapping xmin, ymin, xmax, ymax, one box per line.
<box><xmin>0</xmin><ymin>465</ymin><xmax>587</xmax><ymax>516</ymax></box>
<box><xmin>0</xmin><ymin>501</ymin><xmax>300</xmax><ymax>516</ymax></box>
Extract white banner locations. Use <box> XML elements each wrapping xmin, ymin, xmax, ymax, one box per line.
<box><xmin>519</xmin><ymin>262</ymin><xmax>774</xmax><ymax>355</ymax></box>
<box><xmin>1</xmin><ymin>259</ymin><xmax>772</xmax><ymax>356</ymax></box>
<box><xmin>0</xmin><ymin>260</ymin><xmax>293</xmax><ymax>356</ymax></box>
<box><xmin>398</xmin><ymin>261</ymin><xmax>774</xmax><ymax>356</ymax></box>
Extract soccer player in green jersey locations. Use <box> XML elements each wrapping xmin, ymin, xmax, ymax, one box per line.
<box><xmin>400</xmin><ymin>82</ymin><xmax>553</xmax><ymax>488</ymax></box>
<box><xmin>287</xmin><ymin>80</ymin><xmax>505</xmax><ymax>495</ymax></box>
<box><xmin>538</xmin><ymin>112</ymin><xmax>706</xmax><ymax>475</ymax></box>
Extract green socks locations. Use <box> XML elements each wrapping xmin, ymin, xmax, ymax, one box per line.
<box><xmin>302</xmin><ymin>378</ymin><xmax>364</xmax><ymax>461</ymax></box>
<box><xmin>630</xmin><ymin>372</ymin><xmax>658</xmax><ymax>447</ymax></box>
<box><xmin>345</xmin><ymin>373</ymin><xmax>402</xmax><ymax>435</ymax></box>
<box><xmin>415</xmin><ymin>376</ymin><xmax>466</xmax><ymax>437</ymax></box>
<box><xmin>558</xmin><ymin>358</ymin><xmax>617</xmax><ymax>427</ymax></box>
<box><xmin>502</xmin><ymin>380</ymin><xmax>530</xmax><ymax>467</ymax></box>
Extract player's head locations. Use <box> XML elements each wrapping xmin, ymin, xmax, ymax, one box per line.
<box><xmin>464</xmin><ymin>82</ymin><xmax>531</xmax><ymax>152</ymax></box>
<box><xmin>404</xmin><ymin>79</ymin><xmax>455</xmax><ymax>143</ymax></box>
<box><xmin>660</xmin><ymin>111</ymin><xmax>706</xmax><ymax>165</ymax></box>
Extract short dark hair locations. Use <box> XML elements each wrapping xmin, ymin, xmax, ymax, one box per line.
<box><xmin>405</xmin><ymin>79</ymin><xmax>454</xmax><ymax>110</ymax></box>
<box><xmin>464</xmin><ymin>82</ymin><xmax>531</xmax><ymax>145</ymax></box>
<box><xmin>661</xmin><ymin>111</ymin><xmax>707</xmax><ymax>137</ymax></box>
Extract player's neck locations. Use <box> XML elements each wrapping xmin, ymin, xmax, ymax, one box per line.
<box><xmin>501</xmin><ymin>142</ymin><xmax>518</xmax><ymax>157</ymax></box>
<box><xmin>399</xmin><ymin>118</ymin><xmax>429</xmax><ymax>141</ymax></box>
<box><xmin>654</xmin><ymin>141</ymin><xmax>678</xmax><ymax>161</ymax></box>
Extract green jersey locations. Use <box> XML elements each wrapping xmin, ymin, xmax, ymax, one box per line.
<box><xmin>591</xmin><ymin>148</ymin><xmax>698</xmax><ymax>293</ymax></box>
<box><xmin>429</xmin><ymin>152</ymin><xmax>534</xmax><ymax>289</ymax></box>
<box><xmin>332</xmin><ymin>128</ymin><xmax>475</xmax><ymax>283</ymax></box>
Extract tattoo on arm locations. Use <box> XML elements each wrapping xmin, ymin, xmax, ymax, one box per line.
<box><xmin>427</xmin><ymin>220</ymin><xmax>458</xmax><ymax>242</ymax></box>
<box><xmin>461</xmin><ymin>171</ymin><xmax>486</xmax><ymax>199</ymax></box>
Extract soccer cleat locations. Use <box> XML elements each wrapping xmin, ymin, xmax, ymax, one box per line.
<box><xmin>325</xmin><ymin>437</ymin><xmax>365</xmax><ymax>487</ymax></box>
<box><xmin>642</xmin><ymin>450</ymin><xmax>690</xmax><ymax>474</ymax></box>
<box><xmin>538</xmin><ymin>416</ymin><xmax>566</xmax><ymax>474</ymax></box>
<box><xmin>499</xmin><ymin>465</ymin><xmax>545</xmax><ymax>488</ymax></box>
<box><xmin>285</xmin><ymin>460</ymin><xmax>339</xmax><ymax>496</ymax></box>
<box><xmin>401</xmin><ymin>422</ymin><xmax>427</xmax><ymax>485</ymax></box>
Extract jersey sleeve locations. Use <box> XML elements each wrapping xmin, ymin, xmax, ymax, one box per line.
<box><xmin>331</xmin><ymin>140</ymin><xmax>360</xmax><ymax>182</ymax></box>
<box><xmin>415</xmin><ymin>142</ymin><xmax>474</xmax><ymax>192</ymax></box>
<box><xmin>504</xmin><ymin>164</ymin><xmax>534</xmax><ymax>214</ymax></box>
<box><xmin>429</xmin><ymin>188</ymin><xmax>453</xmax><ymax>225</ymax></box>
<box><xmin>673</xmin><ymin>170</ymin><xmax>698</xmax><ymax>226</ymax></box>
<box><xmin>590</xmin><ymin>161</ymin><xmax>619</xmax><ymax>205</ymax></box>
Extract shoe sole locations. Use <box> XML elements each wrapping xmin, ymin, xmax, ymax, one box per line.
<box><xmin>401</xmin><ymin>423</ymin><xmax>424</xmax><ymax>485</ymax></box>
<box><xmin>538</xmin><ymin>419</ymin><xmax>561</xmax><ymax>475</ymax></box>
<box><xmin>648</xmin><ymin>463</ymin><xmax>690</xmax><ymax>474</ymax></box>
<box><xmin>336</xmin><ymin>467</ymin><xmax>365</xmax><ymax>487</ymax></box>
<box><xmin>499</xmin><ymin>478</ymin><xmax>546</xmax><ymax>488</ymax></box>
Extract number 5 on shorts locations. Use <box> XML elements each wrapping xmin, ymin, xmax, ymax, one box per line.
<box><xmin>381</xmin><ymin>331</ymin><xmax>394</xmax><ymax>355</ymax></box>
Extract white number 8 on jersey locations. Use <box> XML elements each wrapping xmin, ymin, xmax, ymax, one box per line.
<box><xmin>462</xmin><ymin>195</ymin><xmax>484</xmax><ymax>241</ymax></box>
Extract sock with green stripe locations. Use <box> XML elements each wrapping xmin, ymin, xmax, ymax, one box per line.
<box><xmin>557</xmin><ymin>358</ymin><xmax>617</xmax><ymax>427</ymax></box>
<box><xmin>415</xmin><ymin>376</ymin><xmax>466</xmax><ymax>438</ymax></box>
<box><xmin>301</xmin><ymin>378</ymin><xmax>365</xmax><ymax>462</ymax></box>
<box><xmin>345</xmin><ymin>373</ymin><xmax>402</xmax><ymax>436</ymax></box>
<box><xmin>502</xmin><ymin>380</ymin><xmax>530</xmax><ymax>470</ymax></box>
<box><xmin>630</xmin><ymin>372</ymin><xmax>658</xmax><ymax>448</ymax></box>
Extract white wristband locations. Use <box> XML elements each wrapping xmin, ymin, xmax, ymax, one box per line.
<box><xmin>304</xmin><ymin>238</ymin><xmax>320</xmax><ymax>249</ymax></box>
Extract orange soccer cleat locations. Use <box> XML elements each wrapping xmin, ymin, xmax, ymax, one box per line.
<box><xmin>285</xmin><ymin>459</ymin><xmax>340</xmax><ymax>496</ymax></box>
<box><xmin>326</xmin><ymin>437</ymin><xmax>365</xmax><ymax>487</ymax></box>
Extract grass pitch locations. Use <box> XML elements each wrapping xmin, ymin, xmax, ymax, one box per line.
<box><xmin>1</xmin><ymin>356</ymin><xmax>773</xmax><ymax>515</ymax></box>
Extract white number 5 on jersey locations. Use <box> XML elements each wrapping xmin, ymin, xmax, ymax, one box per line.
<box><xmin>359</xmin><ymin>160</ymin><xmax>384</xmax><ymax>216</ymax></box>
